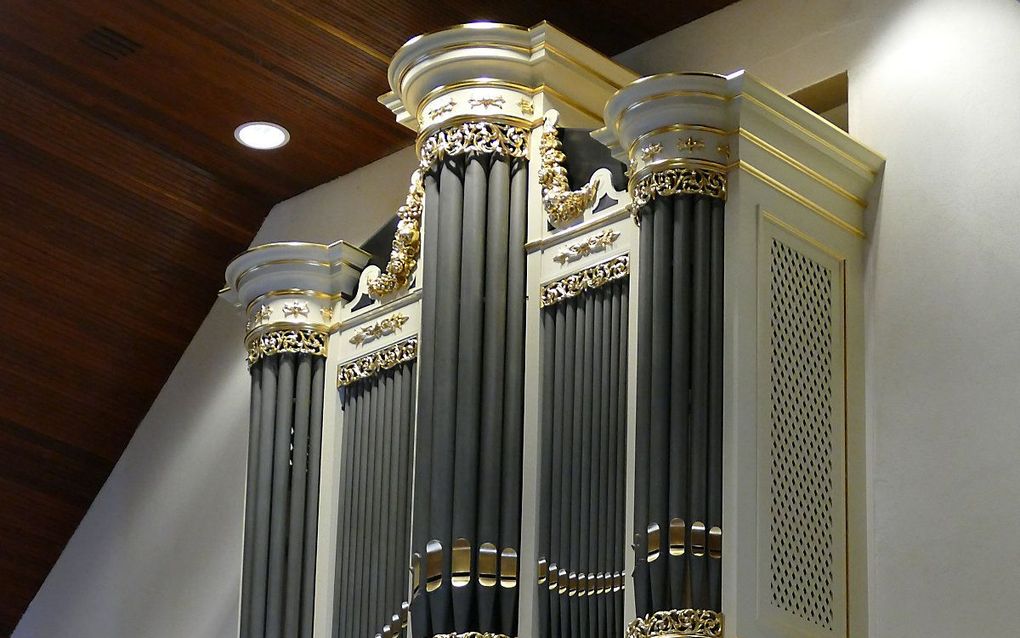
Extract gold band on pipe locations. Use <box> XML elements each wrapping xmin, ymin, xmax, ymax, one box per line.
<box><xmin>626</xmin><ymin>609</ymin><xmax>724</xmax><ymax>638</ymax></box>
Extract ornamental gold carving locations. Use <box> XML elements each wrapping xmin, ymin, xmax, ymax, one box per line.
<box><xmin>282</xmin><ymin>300</ymin><xmax>309</xmax><ymax>318</ymax></box>
<box><xmin>369</xmin><ymin>121</ymin><xmax>529</xmax><ymax>300</ymax></box>
<box><xmin>419</xmin><ymin>121</ymin><xmax>529</xmax><ymax>164</ymax></box>
<box><xmin>367</xmin><ymin>168</ymin><xmax>425</xmax><ymax>299</ymax></box>
<box><xmin>678</xmin><ymin>136</ymin><xmax>705</xmax><ymax>152</ymax></box>
<box><xmin>349</xmin><ymin>313</ymin><xmax>410</xmax><ymax>345</ymax></box>
<box><xmin>631</xmin><ymin>166</ymin><xmax>728</xmax><ymax>211</ymax></box>
<box><xmin>540</xmin><ymin>255</ymin><xmax>629</xmax><ymax>307</ymax></box>
<box><xmin>553</xmin><ymin>228</ymin><xmax>620</xmax><ymax>265</ymax></box>
<box><xmin>468</xmin><ymin>95</ymin><xmax>506</xmax><ymax>110</ymax></box>
<box><xmin>540</xmin><ymin>115</ymin><xmax>599</xmax><ymax>228</ymax></box>
<box><xmin>640</xmin><ymin>143</ymin><xmax>663</xmax><ymax>162</ymax></box>
<box><xmin>427</xmin><ymin>99</ymin><xmax>456</xmax><ymax>121</ymax></box>
<box><xmin>246</xmin><ymin>328</ymin><xmax>328</xmax><ymax>367</ymax></box>
<box><xmin>432</xmin><ymin>633</ymin><xmax>513</xmax><ymax>638</ymax></box>
<box><xmin>518</xmin><ymin>98</ymin><xmax>534</xmax><ymax>115</ymax></box>
<box><xmin>337</xmin><ymin>337</ymin><xmax>418</xmax><ymax>387</ymax></box>
<box><xmin>626</xmin><ymin>609</ymin><xmax>723</xmax><ymax>638</ymax></box>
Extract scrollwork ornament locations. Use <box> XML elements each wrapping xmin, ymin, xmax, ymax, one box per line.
<box><xmin>349</xmin><ymin>313</ymin><xmax>410</xmax><ymax>345</ymax></box>
<box><xmin>628</xmin><ymin>166</ymin><xmax>728</xmax><ymax>224</ymax></box>
<box><xmin>540</xmin><ymin>255</ymin><xmax>629</xmax><ymax>307</ymax></box>
<box><xmin>432</xmin><ymin>633</ymin><xmax>513</xmax><ymax>638</ymax></box>
<box><xmin>553</xmin><ymin>228</ymin><xmax>620</xmax><ymax>265</ymax></box>
<box><xmin>419</xmin><ymin>121</ymin><xmax>529</xmax><ymax>164</ymax></box>
<box><xmin>337</xmin><ymin>337</ymin><xmax>418</xmax><ymax>387</ymax></box>
<box><xmin>246</xmin><ymin>328</ymin><xmax>328</xmax><ymax>367</ymax></box>
<box><xmin>540</xmin><ymin>114</ymin><xmax>599</xmax><ymax>227</ymax></box>
<box><xmin>626</xmin><ymin>609</ymin><xmax>724</xmax><ymax>638</ymax></box>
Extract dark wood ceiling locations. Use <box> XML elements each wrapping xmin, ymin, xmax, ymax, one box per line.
<box><xmin>0</xmin><ymin>0</ymin><xmax>737</xmax><ymax>632</ymax></box>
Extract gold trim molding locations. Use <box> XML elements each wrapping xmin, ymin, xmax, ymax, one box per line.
<box><xmin>540</xmin><ymin>113</ymin><xmax>598</xmax><ymax>227</ymax></box>
<box><xmin>626</xmin><ymin>609</ymin><xmax>724</xmax><ymax>638</ymax></box>
<box><xmin>246</xmin><ymin>328</ymin><xmax>328</xmax><ymax>367</ymax></box>
<box><xmin>540</xmin><ymin>254</ymin><xmax>629</xmax><ymax>307</ymax></box>
<box><xmin>337</xmin><ymin>337</ymin><xmax>419</xmax><ymax>387</ymax></box>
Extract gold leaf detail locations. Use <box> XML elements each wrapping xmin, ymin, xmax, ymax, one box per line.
<box><xmin>553</xmin><ymin>228</ymin><xmax>621</xmax><ymax>265</ymax></box>
<box><xmin>630</xmin><ymin>167</ymin><xmax>728</xmax><ymax>212</ymax></box>
<box><xmin>716</xmin><ymin>143</ymin><xmax>730</xmax><ymax>159</ymax></box>
<box><xmin>518</xmin><ymin>98</ymin><xmax>534</xmax><ymax>115</ymax></box>
<box><xmin>540</xmin><ymin>255</ymin><xmax>629</xmax><ymax>307</ymax></box>
<box><xmin>540</xmin><ymin>115</ymin><xmax>599</xmax><ymax>227</ymax></box>
<box><xmin>349</xmin><ymin>313</ymin><xmax>409</xmax><ymax>345</ymax></box>
<box><xmin>320</xmin><ymin>306</ymin><xmax>333</xmax><ymax>322</ymax></box>
<box><xmin>246</xmin><ymin>329</ymin><xmax>327</xmax><ymax>367</ymax></box>
<box><xmin>282</xmin><ymin>300</ymin><xmax>309</xmax><ymax>318</ymax></box>
<box><xmin>678</xmin><ymin>137</ymin><xmax>705</xmax><ymax>152</ymax></box>
<box><xmin>368</xmin><ymin>122</ymin><xmax>529</xmax><ymax>300</ymax></box>
<box><xmin>626</xmin><ymin>609</ymin><xmax>724</xmax><ymax>638</ymax></box>
<box><xmin>427</xmin><ymin>99</ymin><xmax>456</xmax><ymax>121</ymax></box>
<box><xmin>468</xmin><ymin>95</ymin><xmax>506</xmax><ymax>110</ymax></box>
<box><xmin>640</xmin><ymin>143</ymin><xmax>662</xmax><ymax>161</ymax></box>
<box><xmin>337</xmin><ymin>337</ymin><xmax>418</xmax><ymax>387</ymax></box>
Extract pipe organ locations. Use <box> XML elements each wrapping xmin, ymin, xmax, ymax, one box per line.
<box><xmin>224</xmin><ymin>20</ymin><xmax>883</xmax><ymax>638</ymax></box>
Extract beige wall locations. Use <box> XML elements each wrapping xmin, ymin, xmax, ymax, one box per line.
<box><xmin>16</xmin><ymin>0</ymin><xmax>1020</xmax><ymax>635</ymax></box>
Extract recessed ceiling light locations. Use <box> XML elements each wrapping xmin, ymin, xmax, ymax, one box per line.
<box><xmin>234</xmin><ymin>121</ymin><xmax>290</xmax><ymax>150</ymax></box>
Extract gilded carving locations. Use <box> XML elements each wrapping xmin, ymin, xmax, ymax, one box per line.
<box><xmin>540</xmin><ymin>115</ymin><xmax>599</xmax><ymax>227</ymax></box>
<box><xmin>320</xmin><ymin>306</ymin><xmax>334</xmax><ymax>322</ymax></box>
<box><xmin>369</xmin><ymin>121</ymin><xmax>529</xmax><ymax>300</ymax></box>
<box><xmin>427</xmin><ymin>99</ymin><xmax>456</xmax><ymax>121</ymax></box>
<box><xmin>337</xmin><ymin>337</ymin><xmax>418</xmax><ymax>387</ymax></box>
<box><xmin>518</xmin><ymin>98</ymin><xmax>535</xmax><ymax>115</ymax></box>
<box><xmin>678</xmin><ymin>136</ymin><xmax>705</xmax><ymax>152</ymax></box>
<box><xmin>349</xmin><ymin>313</ymin><xmax>410</xmax><ymax>345</ymax></box>
<box><xmin>640</xmin><ymin>143</ymin><xmax>662</xmax><ymax>162</ymax></box>
<box><xmin>630</xmin><ymin>167</ymin><xmax>728</xmax><ymax>211</ymax></box>
<box><xmin>626</xmin><ymin>609</ymin><xmax>723</xmax><ymax>638</ymax></box>
<box><xmin>540</xmin><ymin>255</ymin><xmax>629</xmax><ymax>307</ymax></box>
<box><xmin>419</xmin><ymin>121</ymin><xmax>529</xmax><ymax>164</ymax></box>
<box><xmin>553</xmin><ymin>228</ymin><xmax>621</xmax><ymax>265</ymax></box>
<box><xmin>246</xmin><ymin>328</ymin><xmax>328</xmax><ymax>367</ymax></box>
<box><xmin>468</xmin><ymin>95</ymin><xmax>506</xmax><ymax>110</ymax></box>
<box><xmin>282</xmin><ymin>300</ymin><xmax>309</xmax><ymax>318</ymax></box>
<box><xmin>432</xmin><ymin>633</ymin><xmax>513</xmax><ymax>638</ymax></box>
<box><xmin>367</xmin><ymin>168</ymin><xmax>425</xmax><ymax>299</ymax></box>
<box><xmin>716</xmin><ymin>143</ymin><xmax>730</xmax><ymax>159</ymax></box>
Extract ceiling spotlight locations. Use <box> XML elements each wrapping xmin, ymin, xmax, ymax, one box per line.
<box><xmin>234</xmin><ymin>121</ymin><xmax>290</xmax><ymax>150</ymax></box>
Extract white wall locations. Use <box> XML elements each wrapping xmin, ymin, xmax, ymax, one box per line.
<box><xmin>621</xmin><ymin>0</ymin><xmax>1020</xmax><ymax>636</ymax></box>
<box><xmin>17</xmin><ymin>1</ymin><xmax>1020</xmax><ymax>635</ymax></box>
<box><xmin>12</xmin><ymin>149</ymin><xmax>417</xmax><ymax>637</ymax></box>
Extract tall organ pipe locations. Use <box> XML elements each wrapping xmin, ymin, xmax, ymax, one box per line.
<box><xmin>632</xmin><ymin>194</ymin><xmax>725</xmax><ymax>618</ymax></box>
<box><xmin>411</xmin><ymin>153</ymin><xmax>529</xmax><ymax>638</ymax></box>
<box><xmin>538</xmin><ymin>279</ymin><xmax>629</xmax><ymax>638</ymax></box>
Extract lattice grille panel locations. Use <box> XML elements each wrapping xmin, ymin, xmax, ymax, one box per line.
<box><xmin>767</xmin><ymin>238</ymin><xmax>835</xmax><ymax>630</ymax></box>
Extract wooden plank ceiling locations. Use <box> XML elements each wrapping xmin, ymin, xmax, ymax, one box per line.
<box><xmin>0</xmin><ymin>0</ymin><xmax>737</xmax><ymax>632</ymax></box>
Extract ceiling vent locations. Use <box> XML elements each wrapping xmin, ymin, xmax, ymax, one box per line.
<box><xmin>81</xmin><ymin>26</ymin><xmax>142</xmax><ymax>60</ymax></box>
